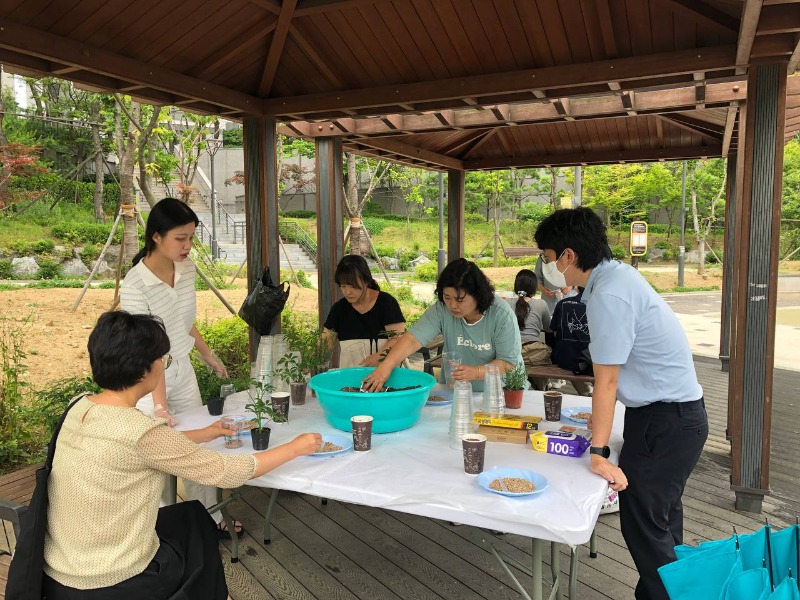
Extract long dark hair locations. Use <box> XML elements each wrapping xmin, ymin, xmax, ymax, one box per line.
<box><xmin>513</xmin><ymin>269</ymin><xmax>538</xmax><ymax>330</ymax></box>
<box><xmin>435</xmin><ymin>258</ymin><xmax>495</xmax><ymax>314</ymax></box>
<box><xmin>132</xmin><ymin>198</ymin><xmax>199</xmax><ymax>266</ymax></box>
<box><xmin>334</xmin><ymin>254</ymin><xmax>379</xmax><ymax>291</ymax></box>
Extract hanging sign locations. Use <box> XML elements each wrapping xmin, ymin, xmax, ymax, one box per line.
<box><xmin>630</xmin><ymin>221</ymin><xmax>648</xmax><ymax>257</ymax></box>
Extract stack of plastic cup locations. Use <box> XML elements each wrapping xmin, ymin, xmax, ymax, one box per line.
<box><xmin>482</xmin><ymin>364</ymin><xmax>505</xmax><ymax>414</ymax></box>
<box><xmin>449</xmin><ymin>381</ymin><xmax>475</xmax><ymax>449</ymax></box>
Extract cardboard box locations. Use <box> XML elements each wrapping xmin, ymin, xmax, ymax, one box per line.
<box><xmin>473</xmin><ymin>411</ymin><xmax>542</xmax><ymax>431</ymax></box>
<box><xmin>477</xmin><ymin>425</ymin><xmax>529</xmax><ymax>444</ymax></box>
<box><xmin>530</xmin><ymin>430</ymin><xmax>591</xmax><ymax>457</ymax></box>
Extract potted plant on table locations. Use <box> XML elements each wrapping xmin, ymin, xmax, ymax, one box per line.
<box><xmin>502</xmin><ymin>362</ymin><xmax>528</xmax><ymax>410</ymax></box>
<box><xmin>276</xmin><ymin>352</ymin><xmax>309</xmax><ymax>406</ymax></box>
<box><xmin>244</xmin><ymin>379</ymin><xmax>285</xmax><ymax>450</ymax></box>
<box><xmin>306</xmin><ymin>328</ymin><xmax>335</xmax><ymax>397</ymax></box>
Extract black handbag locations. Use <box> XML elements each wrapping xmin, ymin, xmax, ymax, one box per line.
<box><xmin>238</xmin><ymin>267</ymin><xmax>290</xmax><ymax>335</ymax></box>
<box><xmin>6</xmin><ymin>396</ymin><xmax>82</xmax><ymax>600</ymax></box>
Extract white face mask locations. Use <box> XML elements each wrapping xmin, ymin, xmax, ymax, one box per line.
<box><xmin>542</xmin><ymin>251</ymin><xmax>571</xmax><ymax>288</ymax></box>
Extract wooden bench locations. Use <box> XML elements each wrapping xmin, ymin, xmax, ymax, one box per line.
<box><xmin>527</xmin><ymin>364</ymin><xmax>594</xmax><ymax>396</ymax></box>
<box><xmin>0</xmin><ymin>464</ymin><xmax>38</xmax><ymax>599</ymax></box>
<box><xmin>503</xmin><ymin>246</ymin><xmax>541</xmax><ymax>259</ymax></box>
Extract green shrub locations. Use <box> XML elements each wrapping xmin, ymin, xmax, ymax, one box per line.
<box><xmin>662</xmin><ymin>248</ymin><xmax>677</xmax><ymax>261</ymax></box>
<box><xmin>654</xmin><ymin>241</ymin><xmax>669</xmax><ymax>250</ymax></box>
<box><xmin>192</xmin><ymin>316</ymin><xmax>251</xmax><ymax>401</ymax></box>
<box><xmin>51</xmin><ymin>222</ymin><xmax>123</xmax><ymax>245</ymax></box>
<box><xmin>0</xmin><ymin>259</ymin><xmax>12</xmax><ymax>279</ymax></box>
<box><xmin>465</xmin><ymin>213</ymin><xmax>484</xmax><ymax>224</ymax></box>
<box><xmin>36</xmin><ymin>259</ymin><xmax>62</xmax><ymax>280</ymax></box>
<box><xmin>79</xmin><ymin>244</ymin><xmax>101</xmax><ymax>262</ymax></box>
<box><xmin>362</xmin><ymin>217</ymin><xmax>388</xmax><ymax>236</ymax></box>
<box><xmin>517</xmin><ymin>202</ymin><xmax>551</xmax><ymax>223</ymax></box>
<box><xmin>32</xmin><ymin>239</ymin><xmax>55</xmax><ymax>253</ymax></box>
<box><xmin>9</xmin><ymin>240</ymin><xmax>32</xmax><ymax>254</ymax></box>
<box><xmin>706</xmin><ymin>251</ymin><xmax>723</xmax><ymax>264</ymax></box>
<box><xmin>281</xmin><ymin>210</ymin><xmax>315</xmax><ymax>219</ymax></box>
<box><xmin>414</xmin><ymin>261</ymin><xmax>438</xmax><ymax>282</ymax></box>
<box><xmin>610</xmin><ymin>245</ymin><xmax>627</xmax><ymax>260</ymax></box>
<box><xmin>362</xmin><ymin>202</ymin><xmax>387</xmax><ymax>216</ymax></box>
<box><xmin>296</xmin><ymin>270</ymin><xmax>313</xmax><ymax>289</ymax></box>
<box><xmin>34</xmin><ymin>376</ymin><xmax>101</xmax><ymax>437</ymax></box>
<box><xmin>1</xmin><ymin>320</ymin><xmax>34</xmax><ymax>471</ymax></box>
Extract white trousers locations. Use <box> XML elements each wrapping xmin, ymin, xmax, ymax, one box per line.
<box><xmin>136</xmin><ymin>355</ymin><xmax>222</xmax><ymax>523</ymax></box>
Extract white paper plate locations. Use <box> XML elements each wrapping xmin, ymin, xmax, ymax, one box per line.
<box><xmin>476</xmin><ymin>468</ymin><xmax>549</xmax><ymax>497</ymax></box>
<box><xmin>310</xmin><ymin>434</ymin><xmax>353</xmax><ymax>457</ymax></box>
<box><xmin>561</xmin><ymin>406</ymin><xmax>592</xmax><ymax>424</ymax></box>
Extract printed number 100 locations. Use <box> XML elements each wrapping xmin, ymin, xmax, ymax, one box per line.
<box><xmin>549</xmin><ymin>441</ymin><xmax>570</xmax><ymax>455</ymax></box>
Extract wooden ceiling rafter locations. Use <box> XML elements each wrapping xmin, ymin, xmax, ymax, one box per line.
<box><xmin>462</xmin><ymin>145</ymin><xmax>724</xmax><ymax>171</ymax></box>
<box><xmin>722</xmin><ymin>102</ymin><xmax>740</xmax><ymax>156</ymax></box>
<box><xmin>736</xmin><ymin>0</ymin><xmax>764</xmax><ymax>72</ymax></box>
<box><xmin>258</xmin><ymin>0</ymin><xmax>298</xmax><ymax>97</ymax></box>
<box><xmin>191</xmin><ymin>20</ymin><xmax>278</xmax><ymax>80</ymax></box>
<box><xmin>652</xmin><ymin>0</ymin><xmax>740</xmax><ymax>34</ymax></box>
<box><xmin>657</xmin><ymin>114</ymin><xmax>724</xmax><ymax>141</ymax></box>
<box><xmin>288</xmin><ymin>24</ymin><xmax>347</xmax><ymax>89</ymax></box>
<box><xmin>261</xmin><ymin>45</ymin><xmax>740</xmax><ymax>116</ymax></box>
<box><xmin>757</xmin><ymin>3</ymin><xmax>800</xmax><ymax>34</ymax></box>
<box><xmin>345</xmin><ymin>137</ymin><xmax>462</xmax><ymax>170</ymax></box>
<box><xmin>0</xmin><ymin>17</ymin><xmax>262</xmax><ymax>114</ymax></box>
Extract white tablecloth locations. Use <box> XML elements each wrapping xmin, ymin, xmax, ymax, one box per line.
<box><xmin>178</xmin><ymin>386</ymin><xmax>624</xmax><ymax>548</ymax></box>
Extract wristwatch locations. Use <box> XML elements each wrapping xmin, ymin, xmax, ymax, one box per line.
<box><xmin>589</xmin><ymin>445</ymin><xmax>611</xmax><ymax>459</ymax></box>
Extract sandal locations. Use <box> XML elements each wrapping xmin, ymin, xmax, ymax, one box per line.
<box><xmin>216</xmin><ymin>519</ymin><xmax>245</xmax><ymax>540</ymax></box>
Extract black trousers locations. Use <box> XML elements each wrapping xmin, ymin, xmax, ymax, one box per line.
<box><xmin>43</xmin><ymin>501</ymin><xmax>228</xmax><ymax>600</ymax></box>
<box><xmin>618</xmin><ymin>398</ymin><xmax>708</xmax><ymax>600</ymax></box>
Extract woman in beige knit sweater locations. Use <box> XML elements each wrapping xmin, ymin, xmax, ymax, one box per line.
<box><xmin>42</xmin><ymin>311</ymin><xmax>321</xmax><ymax>599</ymax></box>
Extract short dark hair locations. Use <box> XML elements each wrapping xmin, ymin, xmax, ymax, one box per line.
<box><xmin>435</xmin><ymin>258</ymin><xmax>495</xmax><ymax>314</ymax></box>
<box><xmin>334</xmin><ymin>254</ymin><xmax>379</xmax><ymax>291</ymax></box>
<box><xmin>534</xmin><ymin>207</ymin><xmax>612</xmax><ymax>270</ymax></box>
<box><xmin>133</xmin><ymin>198</ymin><xmax>199</xmax><ymax>266</ymax></box>
<box><xmin>88</xmin><ymin>311</ymin><xmax>170</xmax><ymax>391</ymax></box>
<box><xmin>513</xmin><ymin>269</ymin><xmax>538</xmax><ymax>330</ymax></box>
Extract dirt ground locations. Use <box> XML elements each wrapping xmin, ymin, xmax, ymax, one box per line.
<box><xmin>2</xmin><ymin>281</ymin><xmax>320</xmax><ymax>387</ymax></box>
<box><xmin>4</xmin><ymin>261</ymin><xmax>791</xmax><ymax>389</ymax></box>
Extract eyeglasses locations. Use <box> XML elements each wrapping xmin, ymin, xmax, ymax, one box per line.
<box><xmin>162</xmin><ymin>354</ymin><xmax>173</xmax><ymax>369</ymax></box>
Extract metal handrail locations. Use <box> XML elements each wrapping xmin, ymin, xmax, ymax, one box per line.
<box><xmin>278</xmin><ymin>220</ymin><xmax>317</xmax><ymax>262</ymax></box>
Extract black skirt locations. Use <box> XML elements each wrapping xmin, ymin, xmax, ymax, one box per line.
<box><xmin>43</xmin><ymin>500</ymin><xmax>228</xmax><ymax>600</ymax></box>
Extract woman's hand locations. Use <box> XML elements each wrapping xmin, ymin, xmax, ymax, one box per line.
<box><xmin>190</xmin><ymin>420</ymin><xmax>236</xmax><ymax>443</ymax></box>
<box><xmin>541</xmin><ymin>287</ymin><xmax>556</xmax><ymax>298</ymax></box>
<box><xmin>451</xmin><ymin>364</ymin><xmax>482</xmax><ymax>382</ymax></box>
<box><xmin>291</xmin><ymin>433</ymin><xmax>324</xmax><ymax>456</ymax></box>
<box><xmin>361</xmin><ymin>352</ymin><xmax>382</xmax><ymax>367</ymax></box>
<box><xmin>154</xmin><ymin>404</ymin><xmax>177</xmax><ymax>427</ymax></box>
<box><xmin>361</xmin><ymin>362</ymin><xmax>392</xmax><ymax>392</ymax></box>
<box><xmin>560</xmin><ymin>286</ymin><xmax>573</xmax><ymax>295</ymax></box>
<box><xmin>203</xmin><ymin>352</ymin><xmax>228</xmax><ymax>378</ymax></box>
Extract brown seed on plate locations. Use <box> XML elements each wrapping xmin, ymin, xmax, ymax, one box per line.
<box><xmin>574</xmin><ymin>411</ymin><xmax>592</xmax><ymax>420</ymax></box>
<box><xmin>428</xmin><ymin>395</ymin><xmax>447</xmax><ymax>402</ymax></box>
<box><xmin>488</xmin><ymin>477</ymin><xmax>536</xmax><ymax>493</ymax></box>
<box><xmin>316</xmin><ymin>441</ymin><xmax>344</xmax><ymax>453</ymax></box>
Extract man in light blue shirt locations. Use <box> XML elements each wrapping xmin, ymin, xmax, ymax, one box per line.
<box><xmin>535</xmin><ymin>208</ymin><xmax>708</xmax><ymax>600</ymax></box>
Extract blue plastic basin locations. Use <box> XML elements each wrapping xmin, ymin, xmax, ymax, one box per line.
<box><xmin>309</xmin><ymin>367</ymin><xmax>437</xmax><ymax>433</ymax></box>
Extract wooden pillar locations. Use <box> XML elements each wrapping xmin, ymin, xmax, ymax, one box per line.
<box><xmin>728</xmin><ymin>63</ymin><xmax>787</xmax><ymax>513</ymax></box>
<box><xmin>719</xmin><ymin>153</ymin><xmax>737</xmax><ymax>375</ymax></box>
<box><xmin>315</xmin><ymin>137</ymin><xmax>344</xmax><ymax>330</ymax></box>
<box><xmin>242</xmin><ymin>117</ymin><xmax>280</xmax><ymax>359</ymax></box>
<box><xmin>447</xmin><ymin>169</ymin><xmax>465</xmax><ymax>262</ymax></box>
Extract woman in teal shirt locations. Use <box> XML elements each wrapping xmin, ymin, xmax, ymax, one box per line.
<box><xmin>362</xmin><ymin>258</ymin><xmax>522</xmax><ymax>392</ymax></box>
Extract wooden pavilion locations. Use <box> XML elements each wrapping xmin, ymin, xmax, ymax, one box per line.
<box><xmin>1</xmin><ymin>0</ymin><xmax>799</xmax><ymax>512</ymax></box>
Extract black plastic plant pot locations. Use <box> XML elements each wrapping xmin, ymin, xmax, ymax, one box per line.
<box><xmin>207</xmin><ymin>396</ymin><xmax>224</xmax><ymax>416</ymax></box>
<box><xmin>251</xmin><ymin>427</ymin><xmax>271</xmax><ymax>451</ymax></box>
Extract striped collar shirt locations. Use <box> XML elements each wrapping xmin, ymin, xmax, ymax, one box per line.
<box><xmin>120</xmin><ymin>259</ymin><xmax>197</xmax><ymax>359</ymax></box>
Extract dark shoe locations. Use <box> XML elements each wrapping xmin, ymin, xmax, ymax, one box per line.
<box><xmin>216</xmin><ymin>519</ymin><xmax>245</xmax><ymax>540</ymax></box>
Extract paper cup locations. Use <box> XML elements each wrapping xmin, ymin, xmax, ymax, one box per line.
<box><xmin>271</xmin><ymin>392</ymin><xmax>290</xmax><ymax>421</ymax></box>
<box><xmin>543</xmin><ymin>391</ymin><xmax>563</xmax><ymax>421</ymax></box>
<box><xmin>351</xmin><ymin>415</ymin><xmax>373</xmax><ymax>451</ymax></box>
<box><xmin>462</xmin><ymin>433</ymin><xmax>487</xmax><ymax>475</ymax></box>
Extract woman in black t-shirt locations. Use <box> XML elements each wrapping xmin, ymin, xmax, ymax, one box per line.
<box><xmin>322</xmin><ymin>255</ymin><xmax>405</xmax><ymax>367</ymax></box>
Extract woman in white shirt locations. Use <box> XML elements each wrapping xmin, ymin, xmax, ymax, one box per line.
<box><xmin>120</xmin><ymin>198</ymin><xmax>237</xmax><ymax>538</ymax></box>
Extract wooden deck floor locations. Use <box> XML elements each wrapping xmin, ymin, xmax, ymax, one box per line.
<box><xmin>221</xmin><ymin>357</ymin><xmax>800</xmax><ymax>600</ymax></box>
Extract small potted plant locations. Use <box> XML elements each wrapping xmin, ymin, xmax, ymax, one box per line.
<box><xmin>244</xmin><ymin>379</ymin><xmax>284</xmax><ymax>450</ymax></box>
<box><xmin>502</xmin><ymin>362</ymin><xmax>527</xmax><ymax>409</ymax></box>
<box><xmin>276</xmin><ymin>352</ymin><xmax>308</xmax><ymax>406</ymax></box>
<box><xmin>307</xmin><ymin>329</ymin><xmax>335</xmax><ymax>397</ymax></box>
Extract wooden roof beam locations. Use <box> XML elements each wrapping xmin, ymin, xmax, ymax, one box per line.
<box><xmin>750</xmin><ymin>33</ymin><xmax>797</xmax><ymax>58</ymax></box>
<box><xmin>657</xmin><ymin>114</ymin><xmax>723</xmax><ymax>141</ymax></box>
<box><xmin>462</xmin><ymin>129</ymin><xmax>500</xmax><ymax>159</ymax></box>
<box><xmin>434</xmin><ymin>111</ymin><xmax>455</xmax><ymax>127</ymax></box>
<box><xmin>621</xmin><ymin>91</ymin><xmax>636</xmax><ymax>115</ymax></box>
<box><xmin>354</xmin><ymin>138</ymin><xmax>463</xmax><ymax>170</ymax></box>
<box><xmin>380</xmin><ymin>115</ymin><xmax>404</xmax><ymax>131</ymax></box>
<box><xmin>722</xmin><ymin>102</ymin><xmax>739</xmax><ymax>156</ymax></box>
<box><xmin>553</xmin><ymin>98</ymin><xmax>574</xmax><ymax>120</ymax></box>
<box><xmin>289</xmin><ymin>24</ymin><xmax>346</xmax><ymax>89</ymax></box>
<box><xmin>262</xmin><ymin>45</ymin><xmax>738</xmax><ymax>116</ymax></box>
<box><xmin>0</xmin><ymin>18</ymin><xmax>262</xmax><ymax>114</ymax></box>
<box><xmin>595</xmin><ymin>0</ymin><xmax>619</xmax><ymax>58</ymax></box>
<box><xmin>258</xmin><ymin>0</ymin><xmax>298</xmax><ymax>97</ymax></box>
<box><xmin>295</xmin><ymin>0</ymin><xmax>392</xmax><ymax>17</ymax></box>
<box><xmin>695</xmin><ymin>72</ymin><xmax>707</xmax><ymax>109</ymax></box>
<box><xmin>192</xmin><ymin>21</ymin><xmax>278</xmax><ymax>80</ymax></box>
<box><xmin>789</xmin><ymin>34</ymin><xmax>800</xmax><ymax>74</ymax></box>
<box><xmin>439</xmin><ymin>129</ymin><xmax>492</xmax><ymax>154</ymax></box>
<box><xmin>491</xmin><ymin>105</ymin><xmax>510</xmax><ymax>122</ymax></box>
<box><xmin>652</xmin><ymin>0</ymin><xmax>739</xmax><ymax>33</ymax></box>
<box><xmin>463</xmin><ymin>145</ymin><xmax>723</xmax><ymax>170</ymax></box>
<box><xmin>735</xmin><ymin>0</ymin><xmax>764</xmax><ymax>72</ymax></box>
<box><xmin>757</xmin><ymin>4</ymin><xmax>800</xmax><ymax>34</ymax></box>
<box><xmin>247</xmin><ymin>0</ymin><xmax>281</xmax><ymax>14</ymax></box>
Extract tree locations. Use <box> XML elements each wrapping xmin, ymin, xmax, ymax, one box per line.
<box><xmin>0</xmin><ymin>142</ymin><xmax>48</xmax><ymax>210</ymax></box>
<box><xmin>688</xmin><ymin>158</ymin><xmax>726</xmax><ymax>276</ymax></box>
<box><xmin>582</xmin><ymin>164</ymin><xmax>648</xmax><ymax>233</ymax></box>
<box><xmin>343</xmin><ymin>153</ymin><xmax>389</xmax><ymax>255</ymax></box>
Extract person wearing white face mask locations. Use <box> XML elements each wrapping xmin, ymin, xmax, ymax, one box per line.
<box><xmin>534</xmin><ymin>208</ymin><xmax>707</xmax><ymax>600</ymax></box>
<box><xmin>534</xmin><ymin>253</ymin><xmax>577</xmax><ymax>316</ymax></box>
